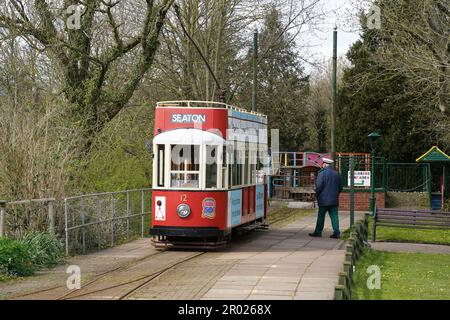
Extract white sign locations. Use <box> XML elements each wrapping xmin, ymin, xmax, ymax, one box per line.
<box><xmin>171</xmin><ymin>114</ymin><xmax>206</xmax><ymax>123</ymax></box>
<box><xmin>155</xmin><ymin>196</ymin><xmax>166</xmax><ymax>221</ymax></box>
<box><xmin>348</xmin><ymin>171</ymin><xmax>371</xmax><ymax>187</ymax></box>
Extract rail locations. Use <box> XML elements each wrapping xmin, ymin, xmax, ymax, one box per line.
<box><xmin>156</xmin><ymin>100</ymin><xmax>267</xmax><ymax>118</ymax></box>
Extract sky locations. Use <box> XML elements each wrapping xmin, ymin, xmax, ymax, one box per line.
<box><xmin>300</xmin><ymin>0</ymin><xmax>363</xmax><ymax>74</ymax></box>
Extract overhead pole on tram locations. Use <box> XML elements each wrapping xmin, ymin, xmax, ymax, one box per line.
<box><xmin>331</xmin><ymin>27</ymin><xmax>338</xmax><ymax>164</ymax></box>
<box><xmin>252</xmin><ymin>29</ymin><xmax>258</xmax><ymax>112</ymax></box>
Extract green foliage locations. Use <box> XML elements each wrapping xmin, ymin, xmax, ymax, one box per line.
<box><xmin>352</xmin><ymin>249</ymin><xmax>450</xmax><ymax>300</ymax></box>
<box><xmin>337</xmin><ymin>11</ymin><xmax>436</xmax><ymax>162</ymax></box>
<box><xmin>21</xmin><ymin>232</ymin><xmax>65</xmax><ymax>268</ymax></box>
<box><xmin>70</xmin><ymin>106</ymin><xmax>153</xmax><ymax>193</ymax></box>
<box><xmin>0</xmin><ymin>238</ymin><xmax>34</xmax><ymax>277</ymax></box>
<box><xmin>238</xmin><ymin>6</ymin><xmax>309</xmax><ymax>150</ymax></box>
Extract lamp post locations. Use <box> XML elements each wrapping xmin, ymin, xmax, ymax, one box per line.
<box><xmin>368</xmin><ymin>132</ymin><xmax>381</xmax><ymax>215</ymax></box>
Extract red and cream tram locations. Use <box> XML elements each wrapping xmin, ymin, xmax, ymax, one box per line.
<box><xmin>150</xmin><ymin>101</ymin><xmax>268</xmax><ymax>248</ymax></box>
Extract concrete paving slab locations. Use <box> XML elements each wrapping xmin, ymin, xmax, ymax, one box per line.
<box><xmin>201</xmin><ymin>211</ymin><xmax>363</xmax><ymax>300</ymax></box>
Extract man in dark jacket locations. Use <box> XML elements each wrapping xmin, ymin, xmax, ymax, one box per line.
<box><xmin>309</xmin><ymin>158</ymin><xmax>343</xmax><ymax>238</ymax></box>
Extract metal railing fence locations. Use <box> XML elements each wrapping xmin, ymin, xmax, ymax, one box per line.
<box><xmin>0</xmin><ymin>198</ymin><xmax>56</xmax><ymax>239</ymax></box>
<box><xmin>64</xmin><ymin>188</ymin><xmax>152</xmax><ymax>255</ymax></box>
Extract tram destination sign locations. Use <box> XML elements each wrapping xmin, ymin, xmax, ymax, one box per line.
<box><xmin>171</xmin><ymin>113</ymin><xmax>206</xmax><ymax>123</ymax></box>
<box><xmin>347</xmin><ymin>171</ymin><xmax>371</xmax><ymax>187</ymax></box>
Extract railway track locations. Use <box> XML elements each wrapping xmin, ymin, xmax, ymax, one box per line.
<box><xmin>9</xmin><ymin>206</ymin><xmax>307</xmax><ymax>300</ymax></box>
<box><xmin>10</xmin><ymin>249</ymin><xmax>206</xmax><ymax>300</ymax></box>
<box><xmin>11</xmin><ymin>248</ymin><xmax>167</xmax><ymax>300</ymax></box>
<box><xmin>62</xmin><ymin>252</ymin><xmax>206</xmax><ymax>300</ymax></box>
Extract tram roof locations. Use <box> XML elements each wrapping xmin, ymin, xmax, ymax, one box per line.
<box><xmin>153</xmin><ymin>128</ymin><xmax>225</xmax><ymax>145</ymax></box>
<box><xmin>156</xmin><ymin>100</ymin><xmax>267</xmax><ymax>118</ymax></box>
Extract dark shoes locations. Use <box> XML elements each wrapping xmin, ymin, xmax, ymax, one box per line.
<box><xmin>330</xmin><ymin>233</ymin><xmax>341</xmax><ymax>239</ymax></box>
<box><xmin>309</xmin><ymin>233</ymin><xmax>321</xmax><ymax>237</ymax></box>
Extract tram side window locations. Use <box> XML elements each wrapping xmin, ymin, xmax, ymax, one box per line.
<box><xmin>206</xmin><ymin>145</ymin><xmax>218</xmax><ymax>189</ymax></box>
<box><xmin>170</xmin><ymin>145</ymin><xmax>200</xmax><ymax>188</ymax></box>
<box><xmin>222</xmin><ymin>146</ymin><xmax>227</xmax><ymax>189</ymax></box>
<box><xmin>157</xmin><ymin>144</ymin><xmax>165</xmax><ymax>187</ymax></box>
<box><xmin>244</xmin><ymin>142</ymin><xmax>249</xmax><ymax>185</ymax></box>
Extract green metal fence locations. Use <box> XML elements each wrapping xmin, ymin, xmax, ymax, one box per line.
<box><xmin>385</xmin><ymin>163</ymin><xmax>431</xmax><ymax>193</ymax></box>
<box><xmin>336</xmin><ymin>155</ymin><xmax>386</xmax><ymax>190</ymax></box>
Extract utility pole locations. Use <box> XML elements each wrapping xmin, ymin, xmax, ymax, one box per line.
<box><xmin>331</xmin><ymin>27</ymin><xmax>337</xmax><ymax>162</ymax></box>
<box><xmin>252</xmin><ymin>29</ymin><xmax>258</xmax><ymax>112</ymax></box>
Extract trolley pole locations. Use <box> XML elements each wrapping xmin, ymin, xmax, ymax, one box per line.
<box><xmin>331</xmin><ymin>27</ymin><xmax>337</xmax><ymax>163</ymax></box>
<box><xmin>252</xmin><ymin>29</ymin><xmax>258</xmax><ymax>112</ymax></box>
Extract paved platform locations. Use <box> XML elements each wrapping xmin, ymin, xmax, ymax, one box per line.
<box><xmin>202</xmin><ymin>211</ymin><xmax>362</xmax><ymax>300</ymax></box>
<box><xmin>369</xmin><ymin>242</ymin><xmax>450</xmax><ymax>254</ymax></box>
<box><xmin>0</xmin><ymin>210</ymin><xmax>362</xmax><ymax>300</ymax></box>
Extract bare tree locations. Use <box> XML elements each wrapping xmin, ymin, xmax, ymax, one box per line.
<box><xmin>0</xmin><ymin>0</ymin><xmax>174</xmax><ymax>149</ymax></box>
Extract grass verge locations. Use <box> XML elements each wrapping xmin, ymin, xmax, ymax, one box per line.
<box><xmin>267</xmin><ymin>205</ymin><xmax>315</xmax><ymax>228</ymax></box>
<box><xmin>352</xmin><ymin>249</ymin><xmax>450</xmax><ymax>300</ymax></box>
<box><xmin>341</xmin><ymin>215</ymin><xmax>450</xmax><ymax>245</ymax></box>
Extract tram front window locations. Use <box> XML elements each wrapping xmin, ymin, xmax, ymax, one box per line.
<box><xmin>206</xmin><ymin>145</ymin><xmax>218</xmax><ymax>189</ymax></box>
<box><xmin>170</xmin><ymin>145</ymin><xmax>200</xmax><ymax>189</ymax></box>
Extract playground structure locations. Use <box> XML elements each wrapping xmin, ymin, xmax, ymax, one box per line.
<box><xmin>269</xmin><ymin>151</ymin><xmax>331</xmax><ymax>201</ymax></box>
<box><xmin>269</xmin><ymin>152</ymin><xmax>371</xmax><ymax>202</ymax></box>
<box><xmin>416</xmin><ymin>146</ymin><xmax>450</xmax><ymax>210</ymax></box>
<box><xmin>269</xmin><ymin>149</ymin><xmax>448</xmax><ymax>211</ymax></box>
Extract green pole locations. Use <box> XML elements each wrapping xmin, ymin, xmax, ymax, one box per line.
<box><xmin>427</xmin><ymin>164</ymin><xmax>432</xmax><ymax>209</ymax></box>
<box><xmin>443</xmin><ymin>165</ymin><xmax>447</xmax><ymax>199</ymax></box>
<box><xmin>350</xmin><ymin>156</ymin><xmax>355</xmax><ymax>226</ymax></box>
<box><xmin>331</xmin><ymin>27</ymin><xmax>337</xmax><ymax>162</ymax></box>
<box><xmin>370</xmin><ymin>149</ymin><xmax>376</xmax><ymax>215</ymax></box>
<box><xmin>252</xmin><ymin>29</ymin><xmax>258</xmax><ymax>112</ymax></box>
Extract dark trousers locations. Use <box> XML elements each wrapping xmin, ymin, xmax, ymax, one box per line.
<box><xmin>313</xmin><ymin>206</ymin><xmax>340</xmax><ymax>235</ymax></box>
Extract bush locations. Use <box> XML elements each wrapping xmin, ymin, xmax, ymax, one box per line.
<box><xmin>21</xmin><ymin>232</ymin><xmax>65</xmax><ymax>268</ymax></box>
<box><xmin>0</xmin><ymin>238</ymin><xmax>34</xmax><ymax>277</ymax></box>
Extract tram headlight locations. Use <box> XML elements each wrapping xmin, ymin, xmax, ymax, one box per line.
<box><xmin>177</xmin><ymin>204</ymin><xmax>191</xmax><ymax>218</ymax></box>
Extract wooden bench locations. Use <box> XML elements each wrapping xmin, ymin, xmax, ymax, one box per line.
<box><xmin>372</xmin><ymin>207</ymin><xmax>450</xmax><ymax>241</ymax></box>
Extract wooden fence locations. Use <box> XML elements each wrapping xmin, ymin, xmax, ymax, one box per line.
<box><xmin>334</xmin><ymin>214</ymin><xmax>369</xmax><ymax>300</ymax></box>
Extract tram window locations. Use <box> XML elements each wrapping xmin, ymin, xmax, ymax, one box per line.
<box><xmin>170</xmin><ymin>145</ymin><xmax>200</xmax><ymax>189</ymax></box>
<box><xmin>157</xmin><ymin>144</ymin><xmax>165</xmax><ymax>187</ymax></box>
<box><xmin>170</xmin><ymin>173</ymin><xmax>199</xmax><ymax>188</ymax></box>
<box><xmin>171</xmin><ymin>145</ymin><xmax>200</xmax><ymax>171</ymax></box>
<box><xmin>244</xmin><ymin>143</ymin><xmax>249</xmax><ymax>185</ymax></box>
<box><xmin>206</xmin><ymin>145</ymin><xmax>218</xmax><ymax>189</ymax></box>
<box><xmin>236</xmin><ymin>149</ymin><xmax>243</xmax><ymax>186</ymax></box>
<box><xmin>222</xmin><ymin>146</ymin><xmax>227</xmax><ymax>189</ymax></box>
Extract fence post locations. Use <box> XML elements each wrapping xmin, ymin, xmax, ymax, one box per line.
<box><xmin>111</xmin><ymin>194</ymin><xmax>115</xmax><ymax>246</ymax></box>
<box><xmin>81</xmin><ymin>201</ymin><xmax>86</xmax><ymax>255</ymax></box>
<box><xmin>47</xmin><ymin>199</ymin><xmax>55</xmax><ymax>235</ymax></box>
<box><xmin>0</xmin><ymin>200</ymin><xmax>6</xmax><ymax>237</ymax></box>
<box><xmin>141</xmin><ymin>190</ymin><xmax>145</xmax><ymax>238</ymax></box>
<box><xmin>127</xmin><ymin>191</ymin><xmax>130</xmax><ymax>239</ymax></box>
<box><xmin>64</xmin><ymin>198</ymin><xmax>69</xmax><ymax>256</ymax></box>
<box><xmin>96</xmin><ymin>196</ymin><xmax>101</xmax><ymax>250</ymax></box>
